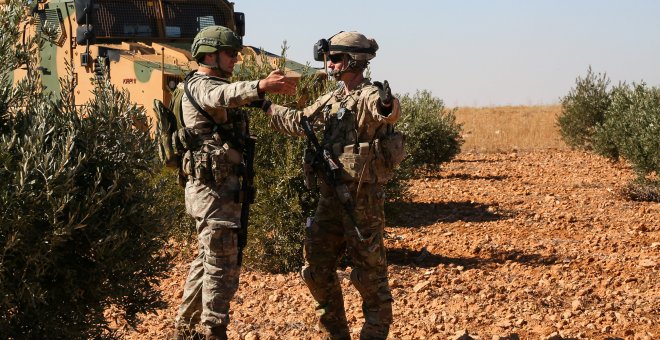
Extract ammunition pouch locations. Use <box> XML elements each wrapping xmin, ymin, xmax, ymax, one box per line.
<box><xmin>334</xmin><ymin>131</ymin><xmax>406</xmax><ymax>184</ymax></box>
<box><xmin>182</xmin><ymin>150</ymin><xmax>193</xmax><ymax>178</ymax></box>
<box><xmin>338</xmin><ymin>142</ymin><xmax>373</xmax><ymax>183</ymax></box>
<box><xmin>185</xmin><ymin>146</ymin><xmax>237</xmax><ymax>184</ymax></box>
<box><xmin>171</xmin><ymin>127</ymin><xmax>199</xmax><ymax>156</ymax></box>
<box><xmin>376</xmin><ymin>131</ymin><xmax>406</xmax><ymax>167</ymax></box>
<box><xmin>372</xmin><ymin>131</ymin><xmax>406</xmax><ymax>183</ymax></box>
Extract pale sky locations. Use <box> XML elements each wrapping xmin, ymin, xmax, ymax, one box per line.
<box><xmin>235</xmin><ymin>0</ymin><xmax>660</xmax><ymax>107</ymax></box>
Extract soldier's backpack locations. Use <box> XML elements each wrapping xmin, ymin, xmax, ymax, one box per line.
<box><xmin>154</xmin><ymin>84</ymin><xmax>185</xmax><ymax>169</ymax></box>
<box><xmin>154</xmin><ymin>72</ymin><xmax>198</xmax><ymax>169</ymax></box>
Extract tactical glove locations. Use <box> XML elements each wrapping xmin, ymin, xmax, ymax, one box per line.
<box><xmin>373</xmin><ymin>80</ymin><xmax>393</xmax><ymax>114</ymax></box>
<box><xmin>247</xmin><ymin>99</ymin><xmax>272</xmax><ymax>113</ymax></box>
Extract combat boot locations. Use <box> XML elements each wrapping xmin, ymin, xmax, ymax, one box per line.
<box><xmin>206</xmin><ymin>325</ymin><xmax>228</xmax><ymax>340</ymax></box>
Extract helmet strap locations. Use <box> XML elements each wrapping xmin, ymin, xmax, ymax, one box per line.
<box><xmin>328</xmin><ymin>54</ymin><xmax>348</xmax><ymax>79</ymax></box>
<box><xmin>330</xmin><ymin>55</ymin><xmax>366</xmax><ymax>80</ymax></box>
<box><xmin>199</xmin><ymin>61</ymin><xmax>220</xmax><ymax>70</ymax></box>
<box><xmin>198</xmin><ymin>52</ymin><xmax>220</xmax><ymax>71</ymax></box>
<box><xmin>216</xmin><ymin>51</ymin><xmax>233</xmax><ymax>78</ymax></box>
<box><xmin>199</xmin><ymin>51</ymin><xmax>232</xmax><ymax>78</ymax></box>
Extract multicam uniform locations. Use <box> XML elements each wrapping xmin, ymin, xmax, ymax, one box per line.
<box><xmin>175</xmin><ymin>71</ymin><xmax>262</xmax><ymax>331</ymax></box>
<box><xmin>269</xmin><ymin>79</ymin><xmax>401</xmax><ymax>339</ymax></box>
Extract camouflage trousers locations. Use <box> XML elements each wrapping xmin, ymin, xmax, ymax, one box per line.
<box><xmin>175</xmin><ymin>176</ymin><xmax>242</xmax><ymax>331</ymax></box>
<box><xmin>302</xmin><ymin>182</ymin><xmax>393</xmax><ymax>340</ymax></box>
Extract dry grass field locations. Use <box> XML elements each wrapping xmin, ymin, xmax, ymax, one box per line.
<box><xmin>455</xmin><ymin>105</ymin><xmax>568</xmax><ymax>153</ymax></box>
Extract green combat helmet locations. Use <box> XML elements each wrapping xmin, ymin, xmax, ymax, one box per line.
<box><xmin>191</xmin><ymin>25</ymin><xmax>243</xmax><ymax>60</ymax></box>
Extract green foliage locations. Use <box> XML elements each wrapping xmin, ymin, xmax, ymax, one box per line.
<box><xmin>560</xmin><ymin>67</ymin><xmax>659</xmax><ymax>201</ymax></box>
<box><xmin>152</xmin><ymin>169</ymin><xmax>196</xmax><ymax>243</ymax></box>
<box><xmin>557</xmin><ymin>66</ymin><xmax>612</xmax><ymax>149</ymax></box>
<box><xmin>397</xmin><ymin>90</ymin><xmax>463</xmax><ymax>173</ymax></box>
<box><xmin>594</xmin><ymin>83</ymin><xmax>660</xmax><ymax>178</ymax></box>
<box><xmin>232</xmin><ymin>44</ymin><xmax>334</xmax><ymax>272</ymax></box>
<box><xmin>590</xmin><ymin>83</ymin><xmax>627</xmax><ymax>160</ymax></box>
<box><xmin>385</xmin><ymin>90</ymin><xmax>462</xmax><ymax>203</ymax></box>
<box><xmin>0</xmin><ymin>2</ymin><xmax>169</xmax><ymax>338</ymax></box>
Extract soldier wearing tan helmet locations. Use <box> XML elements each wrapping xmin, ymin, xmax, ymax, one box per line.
<box><xmin>265</xmin><ymin>31</ymin><xmax>404</xmax><ymax>339</ymax></box>
<box><xmin>171</xmin><ymin>25</ymin><xmax>296</xmax><ymax>340</ymax></box>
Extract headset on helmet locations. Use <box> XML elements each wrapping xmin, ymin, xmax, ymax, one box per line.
<box><xmin>191</xmin><ymin>25</ymin><xmax>243</xmax><ymax>60</ymax></box>
<box><xmin>313</xmin><ymin>31</ymin><xmax>378</xmax><ymax>62</ymax></box>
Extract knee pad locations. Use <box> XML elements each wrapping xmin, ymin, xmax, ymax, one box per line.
<box><xmin>300</xmin><ymin>266</ymin><xmax>314</xmax><ymax>286</ymax></box>
<box><xmin>300</xmin><ymin>266</ymin><xmax>322</xmax><ymax>297</ymax></box>
<box><xmin>350</xmin><ymin>268</ymin><xmax>366</xmax><ymax>293</ymax></box>
<box><xmin>301</xmin><ymin>265</ymin><xmax>338</xmax><ymax>303</ymax></box>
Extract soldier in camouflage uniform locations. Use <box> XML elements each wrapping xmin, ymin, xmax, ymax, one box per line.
<box><xmin>172</xmin><ymin>26</ymin><xmax>296</xmax><ymax>340</ymax></box>
<box><xmin>266</xmin><ymin>31</ymin><xmax>403</xmax><ymax>340</ymax></box>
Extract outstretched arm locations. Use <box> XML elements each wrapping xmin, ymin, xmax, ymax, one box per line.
<box><xmin>257</xmin><ymin>70</ymin><xmax>298</xmax><ymax>96</ymax></box>
<box><xmin>265</xmin><ymin>92</ymin><xmax>334</xmax><ymax>137</ymax></box>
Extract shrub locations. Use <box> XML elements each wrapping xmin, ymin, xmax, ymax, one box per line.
<box><xmin>0</xmin><ymin>2</ymin><xmax>169</xmax><ymax>338</ymax></box>
<box><xmin>397</xmin><ymin>90</ymin><xmax>463</xmax><ymax>173</ymax></box>
<box><xmin>591</xmin><ymin>83</ymin><xmax>629</xmax><ymax>160</ymax></box>
<box><xmin>152</xmin><ymin>168</ymin><xmax>196</xmax><ymax>244</ymax></box>
<box><xmin>231</xmin><ymin>46</ymin><xmax>334</xmax><ymax>272</ymax></box>
<box><xmin>561</xmin><ymin>68</ymin><xmax>660</xmax><ymax>202</ymax></box>
<box><xmin>594</xmin><ymin>83</ymin><xmax>660</xmax><ymax>178</ymax></box>
<box><xmin>383</xmin><ymin>90</ymin><xmax>462</xmax><ymax>203</ymax></box>
<box><xmin>557</xmin><ymin>66</ymin><xmax>612</xmax><ymax>149</ymax></box>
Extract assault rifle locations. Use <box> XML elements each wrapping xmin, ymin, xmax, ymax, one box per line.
<box><xmin>300</xmin><ymin>116</ymin><xmax>366</xmax><ymax>242</ymax></box>
<box><xmin>237</xmin><ymin>120</ymin><xmax>256</xmax><ymax>266</ymax></box>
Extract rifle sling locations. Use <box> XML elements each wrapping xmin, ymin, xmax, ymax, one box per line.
<box><xmin>184</xmin><ymin>75</ymin><xmax>219</xmax><ymax>131</ymax></box>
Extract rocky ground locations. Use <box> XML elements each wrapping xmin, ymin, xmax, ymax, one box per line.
<box><xmin>113</xmin><ymin>150</ymin><xmax>658</xmax><ymax>339</ymax></box>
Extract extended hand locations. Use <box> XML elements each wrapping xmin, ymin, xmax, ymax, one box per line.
<box><xmin>373</xmin><ymin>80</ymin><xmax>392</xmax><ymax>107</ymax></box>
<box><xmin>258</xmin><ymin>70</ymin><xmax>298</xmax><ymax>95</ymax></box>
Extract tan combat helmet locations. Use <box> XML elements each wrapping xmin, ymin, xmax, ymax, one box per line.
<box><xmin>328</xmin><ymin>31</ymin><xmax>379</xmax><ymax>61</ymax></box>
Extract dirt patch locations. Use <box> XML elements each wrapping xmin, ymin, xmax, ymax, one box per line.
<box><xmin>114</xmin><ymin>150</ymin><xmax>659</xmax><ymax>339</ymax></box>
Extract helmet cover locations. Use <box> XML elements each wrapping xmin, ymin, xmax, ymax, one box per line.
<box><xmin>328</xmin><ymin>31</ymin><xmax>378</xmax><ymax>61</ymax></box>
<box><xmin>191</xmin><ymin>25</ymin><xmax>243</xmax><ymax>59</ymax></box>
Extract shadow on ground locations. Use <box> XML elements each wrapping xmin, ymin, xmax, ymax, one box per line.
<box><xmin>442</xmin><ymin>173</ymin><xmax>509</xmax><ymax>181</ymax></box>
<box><xmin>416</xmin><ymin>172</ymin><xmax>509</xmax><ymax>181</ymax></box>
<box><xmin>451</xmin><ymin>158</ymin><xmax>505</xmax><ymax>164</ymax></box>
<box><xmin>387</xmin><ymin>201</ymin><xmax>511</xmax><ymax>228</ymax></box>
<box><xmin>386</xmin><ymin>247</ymin><xmax>557</xmax><ymax>269</ymax></box>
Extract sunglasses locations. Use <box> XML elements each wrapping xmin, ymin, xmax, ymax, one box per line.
<box><xmin>328</xmin><ymin>54</ymin><xmax>344</xmax><ymax>63</ymax></box>
<box><xmin>222</xmin><ymin>50</ymin><xmax>239</xmax><ymax>58</ymax></box>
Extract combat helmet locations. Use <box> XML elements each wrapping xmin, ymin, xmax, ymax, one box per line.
<box><xmin>191</xmin><ymin>25</ymin><xmax>243</xmax><ymax>60</ymax></box>
<box><xmin>328</xmin><ymin>31</ymin><xmax>378</xmax><ymax>61</ymax></box>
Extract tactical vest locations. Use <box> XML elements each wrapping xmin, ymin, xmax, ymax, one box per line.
<box><xmin>173</xmin><ymin>73</ymin><xmax>251</xmax><ymax>186</ymax></box>
<box><xmin>311</xmin><ymin>88</ymin><xmax>405</xmax><ymax>185</ymax></box>
<box><xmin>180</xmin><ymin>109</ymin><xmax>249</xmax><ymax>185</ymax></box>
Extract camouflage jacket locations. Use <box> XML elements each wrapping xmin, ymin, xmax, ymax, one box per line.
<box><xmin>269</xmin><ymin>79</ymin><xmax>401</xmax><ymax>144</ymax></box>
<box><xmin>182</xmin><ymin>72</ymin><xmax>261</xmax><ymax>130</ymax></box>
<box><xmin>182</xmin><ymin>72</ymin><xmax>262</xmax><ymax>162</ymax></box>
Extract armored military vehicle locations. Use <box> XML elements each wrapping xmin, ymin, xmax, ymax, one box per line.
<box><xmin>7</xmin><ymin>0</ymin><xmax>309</xmax><ymax>127</ymax></box>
